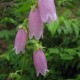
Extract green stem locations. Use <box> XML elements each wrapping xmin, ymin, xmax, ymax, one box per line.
<box><xmin>21</xmin><ymin>54</ymin><xmax>26</xmax><ymax>76</ymax></box>
<box><xmin>20</xmin><ymin>25</ymin><xmax>28</xmax><ymax>79</ymax></box>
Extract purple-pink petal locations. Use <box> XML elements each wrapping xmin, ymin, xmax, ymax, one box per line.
<box><xmin>33</xmin><ymin>49</ymin><xmax>47</xmax><ymax>77</ymax></box>
<box><xmin>14</xmin><ymin>28</ymin><xmax>27</xmax><ymax>54</ymax></box>
<box><xmin>38</xmin><ymin>0</ymin><xmax>58</xmax><ymax>23</ymax></box>
<box><xmin>28</xmin><ymin>8</ymin><xmax>44</xmax><ymax>40</ymax></box>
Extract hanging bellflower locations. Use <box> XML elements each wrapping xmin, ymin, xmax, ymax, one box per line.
<box><xmin>28</xmin><ymin>8</ymin><xmax>44</xmax><ymax>40</ymax></box>
<box><xmin>33</xmin><ymin>49</ymin><xmax>48</xmax><ymax>77</ymax></box>
<box><xmin>14</xmin><ymin>28</ymin><xmax>27</xmax><ymax>54</ymax></box>
<box><xmin>38</xmin><ymin>0</ymin><xmax>58</xmax><ymax>23</ymax></box>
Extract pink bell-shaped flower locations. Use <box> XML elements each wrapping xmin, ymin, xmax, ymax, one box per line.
<box><xmin>38</xmin><ymin>0</ymin><xmax>58</xmax><ymax>23</ymax></box>
<box><xmin>14</xmin><ymin>28</ymin><xmax>27</xmax><ymax>54</ymax></box>
<box><xmin>28</xmin><ymin>8</ymin><xmax>44</xmax><ymax>40</ymax></box>
<box><xmin>33</xmin><ymin>49</ymin><xmax>48</xmax><ymax>77</ymax></box>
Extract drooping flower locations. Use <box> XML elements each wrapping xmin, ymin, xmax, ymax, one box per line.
<box><xmin>28</xmin><ymin>8</ymin><xmax>44</xmax><ymax>40</ymax></box>
<box><xmin>38</xmin><ymin>0</ymin><xmax>58</xmax><ymax>23</ymax></box>
<box><xmin>14</xmin><ymin>28</ymin><xmax>27</xmax><ymax>54</ymax></box>
<box><xmin>33</xmin><ymin>49</ymin><xmax>48</xmax><ymax>77</ymax></box>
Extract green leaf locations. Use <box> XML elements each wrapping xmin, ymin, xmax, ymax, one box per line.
<box><xmin>65</xmin><ymin>48</ymin><xmax>77</xmax><ymax>56</ymax></box>
<box><xmin>48</xmin><ymin>48</ymin><xmax>59</xmax><ymax>54</ymax></box>
<box><xmin>9</xmin><ymin>71</ymin><xmax>21</xmax><ymax>80</ymax></box>
<box><xmin>0</xmin><ymin>53</ymin><xmax>9</xmax><ymax>60</ymax></box>
<box><xmin>72</xmin><ymin>23</ymin><xmax>79</xmax><ymax>40</ymax></box>
<box><xmin>60</xmin><ymin>53</ymin><xmax>74</xmax><ymax>60</ymax></box>
<box><xmin>0</xmin><ymin>29</ymin><xmax>16</xmax><ymax>39</ymax></box>
<box><xmin>64</xmin><ymin>20</ymin><xmax>72</xmax><ymax>34</ymax></box>
<box><xmin>77</xmin><ymin>63</ymin><xmax>80</xmax><ymax>70</ymax></box>
<box><xmin>47</xmin><ymin>21</ymin><xmax>59</xmax><ymax>36</ymax></box>
<box><xmin>75</xmin><ymin>75</ymin><xmax>80</xmax><ymax>80</ymax></box>
<box><xmin>16</xmin><ymin>2</ymin><xmax>31</xmax><ymax>13</ymax></box>
<box><xmin>63</xmin><ymin>28</ymin><xmax>69</xmax><ymax>35</ymax></box>
<box><xmin>1</xmin><ymin>17</ymin><xmax>17</xmax><ymax>24</ymax></box>
<box><xmin>77</xmin><ymin>52</ymin><xmax>80</xmax><ymax>57</ymax></box>
<box><xmin>57</xmin><ymin>26</ymin><xmax>63</xmax><ymax>34</ymax></box>
<box><xmin>0</xmin><ymin>74</ymin><xmax>7</xmax><ymax>80</ymax></box>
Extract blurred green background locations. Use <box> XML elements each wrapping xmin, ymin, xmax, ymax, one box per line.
<box><xmin>0</xmin><ymin>0</ymin><xmax>80</xmax><ymax>80</ymax></box>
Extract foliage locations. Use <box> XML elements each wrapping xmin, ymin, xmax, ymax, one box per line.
<box><xmin>0</xmin><ymin>0</ymin><xmax>80</xmax><ymax>80</ymax></box>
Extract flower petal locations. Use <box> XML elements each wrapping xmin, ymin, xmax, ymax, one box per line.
<box><xmin>28</xmin><ymin>8</ymin><xmax>44</xmax><ymax>40</ymax></box>
<box><xmin>38</xmin><ymin>0</ymin><xmax>58</xmax><ymax>23</ymax></box>
<box><xmin>14</xmin><ymin>28</ymin><xmax>27</xmax><ymax>54</ymax></box>
<box><xmin>33</xmin><ymin>49</ymin><xmax>47</xmax><ymax>77</ymax></box>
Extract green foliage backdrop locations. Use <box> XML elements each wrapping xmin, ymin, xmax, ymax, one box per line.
<box><xmin>0</xmin><ymin>0</ymin><xmax>80</xmax><ymax>80</ymax></box>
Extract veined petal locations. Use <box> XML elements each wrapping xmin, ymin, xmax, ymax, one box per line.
<box><xmin>33</xmin><ymin>49</ymin><xmax>48</xmax><ymax>77</ymax></box>
<box><xmin>14</xmin><ymin>28</ymin><xmax>27</xmax><ymax>54</ymax></box>
<box><xmin>28</xmin><ymin>8</ymin><xmax>44</xmax><ymax>40</ymax></box>
<box><xmin>38</xmin><ymin>0</ymin><xmax>58</xmax><ymax>23</ymax></box>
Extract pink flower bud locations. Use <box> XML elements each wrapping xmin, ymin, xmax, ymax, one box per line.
<box><xmin>38</xmin><ymin>0</ymin><xmax>58</xmax><ymax>23</ymax></box>
<box><xmin>33</xmin><ymin>49</ymin><xmax>48</xmax><ymax>77</ymax></box>
<box><xmin>28</xmin><ymin>8</ymin><xmax>44</xmax><ymax>40</ymax></box>
<box><xmin>14</xmin><ymin>28</ymin><xmax>27</xmax><ymax>54</ymax></box>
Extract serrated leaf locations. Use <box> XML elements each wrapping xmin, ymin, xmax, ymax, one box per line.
<box><xmin>0</xmin><ymin>53</ymin><xmax>9</xmax><ymax>60</ymax></box>
<box><xmin>65</xmin><ymin>48</ymin><xmax>77</xmax><ymax>56</ymax></box>
<box><xmin>16</xmin><ymin>2</ymin><xmax>31</xmax><ymax>13</ymax></box>
<box><xmin>72</xmin><ymin>23</ymin><xmax>79</xmax><ymax>40</ymax></box>
<box><xmin>47</xmin><ymin>21</ymin><xmax>59</xmax><ymax>36</ymax></box>
<box><xmin>63</xmin><ymin>28</ymin><xmax>69</xmax><ymax>35</ymax></box>
<box><xmin>57</xmin><ymin>26</ymin><xmax>62</xmax><ymax>34</ymax></box>
<box><xmin>77</xmin><ymin>52</ymin><xmax>80</xmax><ymax>57</ymax></box>
<box><xmin>64</xmin><ymin>20</ymin><xmax>72</xmax><ymax>34</ymax></box>
<box><xmin>1</xmin><ymin>17</ymin><xmax>17</xmax><ymax>24</ymax></box>
<box><xmin>60</xmin><ymin>53</ymin><xmax>74</xmax><ymax>60</ymax></box>
<box><xmin>48</xmin><ymin>48</ymin><xmax>59</xmax><ymax>54</ymax></box>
